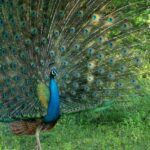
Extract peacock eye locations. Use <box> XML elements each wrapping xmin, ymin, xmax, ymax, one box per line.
<box><xmin>50</xmin><ymin>67</ymin><xmax>57</xmax><ymax>76</ymax></box>
<box><xmin>52</xmin><ymin>70</ymin><xmax>55</xmax><ymax>75</ymax></box>
<box><xmin>108</xmin><ymin>17</ymin><xmax>113</xmax><ymax>22</ymax></box>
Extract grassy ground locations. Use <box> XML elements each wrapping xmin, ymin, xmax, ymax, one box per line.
<box><xmin>0</xmin><ymin>88</ymin><xmax>149</xmax><ymax>150</ymax></box>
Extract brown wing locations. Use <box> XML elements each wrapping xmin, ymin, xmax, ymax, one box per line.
<box><xmin>10</xmin><ymin>120</ymin><xmax>57</xmax><ymax>135</ymax></box>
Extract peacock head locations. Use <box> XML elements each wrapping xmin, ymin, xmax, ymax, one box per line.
<box><xmin>50</xmin><ymin>67</ymin><xmax>58</xmax><ymax>78</ymax></box>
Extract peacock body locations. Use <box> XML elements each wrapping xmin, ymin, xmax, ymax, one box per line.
<box><xmin>0</xmin><ymin>0</ymin><xmax>149</xmax><ymax>149</ymax></box>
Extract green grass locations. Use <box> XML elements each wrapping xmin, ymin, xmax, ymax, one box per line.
<box><xmin>0</xmin><ymin>92</ymin><xmax>149</xmax><ymax>150</ymax></box>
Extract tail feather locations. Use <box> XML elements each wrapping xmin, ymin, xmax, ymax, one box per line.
<box><xmin>0</xmin><ymin>0</ymin><xmax>149</xmax><ymax>119</ymax></box>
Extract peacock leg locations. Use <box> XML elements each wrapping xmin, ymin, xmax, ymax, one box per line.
<box><xmin>35</xmin><ymin>126</ymin><xmax>42</xmax><ymax>150</ymax></box>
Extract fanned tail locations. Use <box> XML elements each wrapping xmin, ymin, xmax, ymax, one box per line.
<box><xmin>0</xmin><ymin>0</ymin><xmax>149</xmax><ymax>119</ymax></box>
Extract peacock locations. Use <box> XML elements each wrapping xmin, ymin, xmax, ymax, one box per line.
<box><xmin>0</xmin><ymin>0</ymin><xmax>149</xmax><ymax>149</ymax></box>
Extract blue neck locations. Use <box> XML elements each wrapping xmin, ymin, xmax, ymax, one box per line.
<box><xmin>43</xmin><ymin>77</ymin><xmax>60</xmax><ymax>123</ymax></box>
